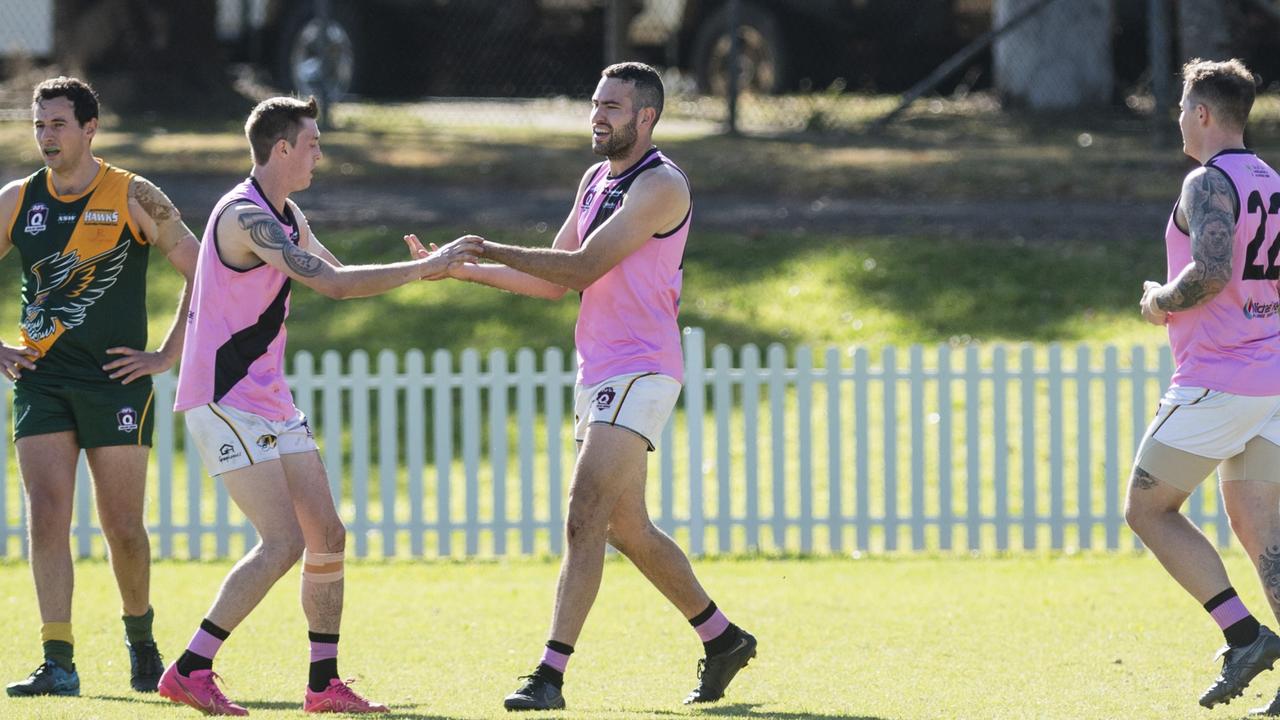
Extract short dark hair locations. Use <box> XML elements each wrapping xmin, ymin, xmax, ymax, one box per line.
<box><xmin>1182</xmin><ymin>58</ymin><xmax>1256</xmax><ymax>130</ymax></box>
<box><xmin>32</xmin><ymin>76</ymin><xmax>99</xmax><ymax>126</ymax></box>
<box><xmin>602</xmin><ymin>62</ymin><xmax>664</xmax><ymax>124</ymax></box>
<box><xmin>245</xmin><ymin>96</ymin><xmax>319</xmax><ymax>165</ymax></box>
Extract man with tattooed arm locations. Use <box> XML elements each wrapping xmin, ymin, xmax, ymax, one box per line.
<box><xmin>158</xmin><ymin>96</ymin><xmax>479</xmax><ymax>715</ymax></box>
<box><xmin>1127</xmin><ymin>58</ymin><xmax>1280</xmax><ymax>714</ymax></box>
<box><xmin>0</xmin><ymin>77</ymin><xmax>198</xmax><ymax>698</ymax></box>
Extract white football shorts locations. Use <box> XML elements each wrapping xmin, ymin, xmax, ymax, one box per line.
<box><xmin>184</xmin><ymin>402</ymin><xmax>318</xmax><ymax>476</ymax></box>
<box><xmin>1139</xmin><ymin>386</ymin><xmax>1280</xmax><ymax>459</ymax></box>
<box><xmin>574</xmin><ymin>372</ymin><xmax>682</xmax><ymax>451</ymax></box>
<box><xmin>1134</xmin><ymin>386</ymin><xmax>1280</xmax><ymax>491</ymax></box>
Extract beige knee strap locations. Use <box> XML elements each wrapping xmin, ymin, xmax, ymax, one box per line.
<box><xmin>302</xmin><ymin>550</ymin><xmax>344</xmax><ymax>583</ymax></box>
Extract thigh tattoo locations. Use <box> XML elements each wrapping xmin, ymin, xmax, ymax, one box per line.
<box><xmin>1131</xmin><ymin>466</ymin><xmax>1160</xmax><ymax>490</ymax></box>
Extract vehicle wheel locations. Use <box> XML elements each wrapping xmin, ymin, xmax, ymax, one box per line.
<box><xmin>692</xmin><ymin>1</ymin><xmax>788</xmax><ymax>96</ymax></box>
<box><xmin>275</xmin><ymin>2</ymin><xmax>367</xmax><ymax>98</ymax></box>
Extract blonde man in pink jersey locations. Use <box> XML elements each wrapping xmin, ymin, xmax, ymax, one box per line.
<box><xmin>1127</xmin><ymin>58</ymin><xmax>1280</xmax><ymax>713</ymax></box>
<box><xmin>156</xmin><ymin>96</ymin><xmax>479</xmax><ymax>716</ymax></box>
<box><xmin>419</xmin><ymin>62</ymin><xmax>755</xmax><ymax>712</ymax></box>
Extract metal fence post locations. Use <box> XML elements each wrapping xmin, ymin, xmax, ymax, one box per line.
<box><xmin>725</xmin><ymin>0</ymin><xmax>741</xmax><ymax>136</ymax></box>
<box><xmin>605</xmin><ymin>0</ymin><xmax>635</xmax><ymax>65</ymax></box>
<box><xmin>1148</xmin><ymin>0</ymin><xmax>1174</xmax><ymax>146</ymax></box>
<box><xmin>314</xmin><ymin>0</ymin><xmax>332</xmax><ymax>129</ymax></box>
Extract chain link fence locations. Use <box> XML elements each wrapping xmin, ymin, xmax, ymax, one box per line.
<box><xmin>0</xmin><ymin>1</ymin><xmax>1279</xmax><ymax>134</ymax></box>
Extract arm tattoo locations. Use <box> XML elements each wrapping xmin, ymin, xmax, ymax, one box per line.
<box><xmin>1131</xmin><ymin>466</ymin><xmax>1160</xmax><ymax>490</ymax></box>
<box><xmin>130</xmin><ymin>177</ymin><xmax>177</xmax><ymax>222</ymax></box>
<box><xmin>1157</xmin><ymin>169</ymin><xmax>1235</xmax><ymax>312</ymax></box>
<box><xmin>239</xmin><ymin>211</ymin><xmax>288</xmax><ymax>249</ymax></box>
<box><xmin>282</xmin><ymin>242</ymin><xmax>323</xmax><ymax>277</ymax></box>
<box><xmin>238</xmin><ymin>211</ymin><xmax>324</xmax><ymax>277</ymax></box>
<box><xmin>1261</xmin><ymin>545</ymin><xmax>1280</xmax><ymax>608</ymax></box>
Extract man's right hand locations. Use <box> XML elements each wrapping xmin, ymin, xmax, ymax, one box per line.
<box><xmin>404</xmin><ymin>233</ymin><xmax>482</xmax><ymax>280</ymax></box>
<box><xmin>1140</xmin><ymin>280</ymin><xmax>1168</xmax><ymax>326</ymax></box>
<box><xmin>0</xmin><ymin>343</ymin><xmax>38</xmax><ymax>381</ymax></box>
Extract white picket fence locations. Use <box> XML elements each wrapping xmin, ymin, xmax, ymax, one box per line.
<box><xmin>0</xmin><ymin>328</ymin><xmax>1222</xmax><ymax>560</ymax></box>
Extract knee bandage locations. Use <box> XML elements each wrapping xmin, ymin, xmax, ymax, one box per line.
<box><xmin>302</xmin><ymin>550</ymin><xmax>344</xmax><ymax>583</ymax></box>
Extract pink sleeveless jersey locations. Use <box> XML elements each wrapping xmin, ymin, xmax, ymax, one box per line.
<box><xmin>572</xmin><ymin>147</ymin><xmax>690</xmax><ymax>385</ymax></box>
<box><xmin>1165</xmin><ymin>149</ymin><xmax>1280</xmax><ymax>395</ymax></box>
<box><xmin>174</xmin><ymin>178</ymin><xmax>298</xmax><ymax>420</ymax></box>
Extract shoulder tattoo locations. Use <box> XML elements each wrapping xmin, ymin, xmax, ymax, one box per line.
<box><xmin>130</xmin><ymin>177</ymin><xmax>178</xmax><ymax>222</ymax></box>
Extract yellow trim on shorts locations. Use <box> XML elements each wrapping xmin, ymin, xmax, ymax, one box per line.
<box><xmin>207</xmin><ymin>402</ymin><xmax>254</xmax><ymax>465</ymax></box>
<box><xmin>136</xmin><ymin>387</ymin><xmax>155</xmax><ymax>445</ymax></box>
<box><xmin>609</xmin><ymin>372</ymin><xmax>658</xmax><ymax>424</ymax></box>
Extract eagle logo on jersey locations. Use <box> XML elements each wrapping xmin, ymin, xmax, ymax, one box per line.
<box><xmin>22</xmin><ymin>238</ymin><xmax>131</xmax><ymax>343</ymax></box>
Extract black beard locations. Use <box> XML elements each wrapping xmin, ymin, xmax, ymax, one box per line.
<box><xmin>594</xmin><ymin>136</ymin><xmax>636</xmax><ymax>159</ymax></box>
<box><xmin>592</xmin><ymin>118</ymin><xmax>638</xmax><ymax>159</ymax></box>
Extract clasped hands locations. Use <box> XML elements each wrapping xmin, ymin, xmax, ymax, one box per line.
<box><xmin>403</xmin><ymin>233</ymin><xmax>487</xmax><ymax>281</ymax></box>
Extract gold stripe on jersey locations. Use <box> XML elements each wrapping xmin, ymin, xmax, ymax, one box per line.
<box><xmin>58</xmin><ymin>163</ymin><xmax>141</xmax><ymax>262</ymax></box>
<box><xmin>18</xmin><ymin>162</ymin><xmax>142</xmax><ymax>357</ymax></box>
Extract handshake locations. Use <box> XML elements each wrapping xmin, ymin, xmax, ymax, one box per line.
<box><xmin>403</xmin><ymin>233</ymin><xmax>485</xmax><ymax>281</ymax></box>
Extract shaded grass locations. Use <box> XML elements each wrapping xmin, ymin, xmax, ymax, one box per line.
<box><xmin>0</xmin><ymin>554</ymin><xmax>1277</xmax><ymax>719</ymax></box>
<box><xmin>2</xmin><ymin>94</ymin><xmax>1280</xmax><ymax>202</ymax></box>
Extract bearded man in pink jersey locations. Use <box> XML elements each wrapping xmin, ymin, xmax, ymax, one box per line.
<box><xmin>418</xmin><ymin>62</ymin><xmax>755</xmax><ymax>711</ymax></box>
<box><xmin>1127</xmin><ymin>58</ymin><xmax>1280</xmax><ymax>713</ymax></box>
<box><xmin>156</xmin><ymin>96</ymin><xmax>479</xmax><ymax>716</ymax></box>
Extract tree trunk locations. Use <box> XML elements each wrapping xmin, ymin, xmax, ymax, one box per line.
<box><xmin>53</xmin><ymin>0</ymin><xmax>241</xmax><ymax>117</ymax></box>
<box><xmin>993</xmin><ymin>0</ymin><xmax>1114</xmax><ymax>110</ymax></box>
<box><xmin>1177</xmin><ymin>0</ymin><xmax>1231</xmax><ymax>62</ymax></box>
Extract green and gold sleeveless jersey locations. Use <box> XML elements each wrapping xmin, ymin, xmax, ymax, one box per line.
<box><xmin>6</xmin><ymin>161</ymin><xmax>150</xmax><ymax>385</ymax></box>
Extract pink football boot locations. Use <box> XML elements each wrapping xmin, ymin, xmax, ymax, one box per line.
<box><xmin>304</xmin><ymin>678</ymin><xmax>389</xmax><ymax>714</ymax></box>
<box><xmin>157</xmin><ymin>663</ymin><xmax>248</xmax><ymax>716</ymax></box>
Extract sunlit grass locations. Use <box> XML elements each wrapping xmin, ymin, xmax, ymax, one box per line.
<box><xmin>0</xmin><ymin>554</ymin><xmax>1276</xmax><ymax>719</ymax></box>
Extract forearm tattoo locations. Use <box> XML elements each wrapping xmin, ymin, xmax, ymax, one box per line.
<box><xmin>130</xmin><ymin>177</ymin><xmax>178</xmax><ymax>222</ymax></box>
<box><xmin>1157</xmin><ymin>170</ymin><xmax>1235</xmax><ymax>312</ymax></box>
<box><xmin>1131</xmin><ymin>466</ymin><xmax>1160</xmax><ymax>490</ymax></box>
<box><xmin>1261</xmin><ymin>545</ymin><xmax>1280</xmax><ymax>608</ymax></box>
<box><xmin>238</xmin><ymin>211</ymin><xmax>323</xmax><ymax>277</ymax></box>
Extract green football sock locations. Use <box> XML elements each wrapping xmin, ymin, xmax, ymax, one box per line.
<box><xmin>42</xmin><ymin>640</ymin><xmax>73</xmax><ymax>671</ymax></box>
<box><xmin>123</xmin><ymin>606</ymin><xmax>155</xmax><ymax>644</ymax></box>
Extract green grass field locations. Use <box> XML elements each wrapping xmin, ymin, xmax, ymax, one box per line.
<box><xmin>0</xmin><ymin>225</ymin><xmax>1172</xmax><ymax>357</ymax></box>
<box><xmin>1</xmin><ymin>554</ymin><xmax>1279</xmax><ymax>719</ymax></box>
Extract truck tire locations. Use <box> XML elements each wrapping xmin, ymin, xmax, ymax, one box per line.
<box><xmin>692</xmin><ymin>1</ymin><xmax>788</xmax><ymax>96</ymax></box>
<box><xmin>275</xmin><ymin>2</ymin><xmax>424</xmax><ymax>98</ymax></box>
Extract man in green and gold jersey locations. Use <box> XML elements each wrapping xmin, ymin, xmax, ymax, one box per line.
<box><xmin>0</xmin><ymin>77</ymin><xmax>198</xmax><ymax>698</ymax></box>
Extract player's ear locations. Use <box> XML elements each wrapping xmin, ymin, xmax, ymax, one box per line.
<box><xmin>83</xmin><ymin>117</ymin><xmax>97</xmax><ymax>140</ymax></box>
